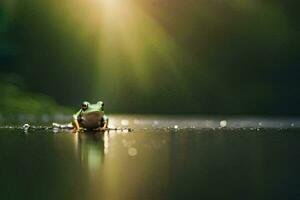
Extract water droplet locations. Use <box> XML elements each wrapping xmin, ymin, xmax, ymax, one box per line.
<box><xmin>23</xmin><ymin>124</ymin><xmax>30</xmax><ymax>129</ymax></box>
<box><xmin>121</xmin><ymin>119</ymin><xmax>129</xmax><ymax>126</ymax></box>
<box><xmin>128</xmin><ymin>147</ymin><xmax>138</xmax><ymax>157</ymax></box>
<box><xmin>220</xmin><ymin>120</ymin><xmax>227</xmax><ymax>128</ymax></box>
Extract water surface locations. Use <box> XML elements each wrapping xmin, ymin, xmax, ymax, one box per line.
<box><xmin>0</xmin><ymin>115</ymin><xmax>300</xmax><ymax>199</ymax></box>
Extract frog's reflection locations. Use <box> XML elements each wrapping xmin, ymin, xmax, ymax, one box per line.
<box><xmin>75</xmin><ymin>132</ymin><xmax>106</xmax><ymax>171</ymax></box>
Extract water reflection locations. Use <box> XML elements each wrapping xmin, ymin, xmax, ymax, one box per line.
<box><xmin>75</xmin><ymin>132</ymin><xmax>105</xmax><ymax>171</ymax></box>
<box><xmin>73</xmin><ymin>132</ymin><xmax>106</xmax><ymax>200</ymax></box>
<box><xmin>1</xmin><ymin>125</ymin><xmax>300</xmax><ymax>200</ymax></box>
<box><xmin>71</xmin><ymin>131</ymin><xmax>171</xmax><ymax>200</ymax></box>
<box><xmin>74</xmin><ymin>129</ymin><xmax>298</xmax><ymax>199</ymax></box>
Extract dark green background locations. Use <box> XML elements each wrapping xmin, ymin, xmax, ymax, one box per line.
<box><xmin>1</xmin><ymin>0</ymin><xmax>299</xmax><ymax>114</ymax></box>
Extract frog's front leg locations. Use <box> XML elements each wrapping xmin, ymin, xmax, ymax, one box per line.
<box><xmin>102</xmin><ymin>115</ymin><xmax>109</xmax><ymax>129</ymax></box>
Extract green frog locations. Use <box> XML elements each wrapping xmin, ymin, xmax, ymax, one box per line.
<box><xmin>72</xmin><ymin>101</ymin><xmax>109</xmax><ymax>132</ymax></box>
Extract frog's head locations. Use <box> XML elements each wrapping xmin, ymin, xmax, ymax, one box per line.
<box><xmin>81</xmin><ymin>101</ymin><xmax>90</xmax><ymax>111</ymax></box>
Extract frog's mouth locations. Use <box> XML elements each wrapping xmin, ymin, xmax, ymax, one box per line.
<box><xmin>80</xmin><ymin>111</ymin><xmax>104</xmax><ymax>129</ymax></box>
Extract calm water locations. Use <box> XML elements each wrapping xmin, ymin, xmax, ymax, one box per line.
<box><xmin>0</xmin><ymin>115</ymin><xmax>300</xmax><ymax>200</ymax></box>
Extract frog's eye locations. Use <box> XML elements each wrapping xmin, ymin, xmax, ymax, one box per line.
<box><xmin>82</xmin><ymin>101</ymin><xmax>89</xmax><ymax>109</ymax></box>
<box><xmin>97</xmin><ymin>101</ymin><xmax>104</xmax><ymax>106</ymax></box>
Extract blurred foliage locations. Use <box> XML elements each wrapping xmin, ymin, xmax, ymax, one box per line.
<box><xmin>0</xmin><ymin>74</ymin><xmax>72</xmax><ymax>115</ymax></box>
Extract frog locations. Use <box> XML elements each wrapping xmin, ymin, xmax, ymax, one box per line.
<box><xmin>72</xmin><ymin>101</ymin><xmax>109</xmax><ymax>132</ymax></box>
